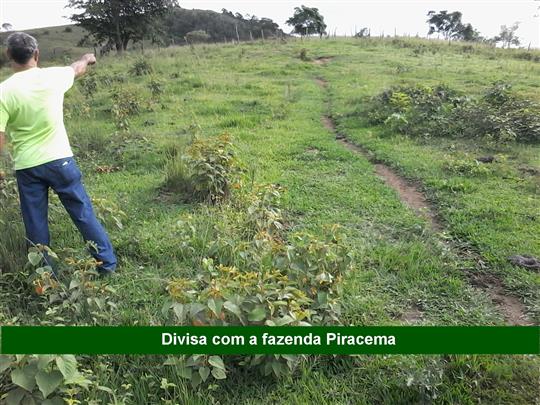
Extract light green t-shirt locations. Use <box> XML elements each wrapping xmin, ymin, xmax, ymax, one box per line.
<box><xmin>0</xmin><ymin>66</ymin><xmax>75</xmax><ymax>170</ymax></box>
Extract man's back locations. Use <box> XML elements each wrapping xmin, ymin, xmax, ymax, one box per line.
<box><xmin>0</xmin><ymin>66</ymin><xmax>75</xmax><ymax>170</ymax></box>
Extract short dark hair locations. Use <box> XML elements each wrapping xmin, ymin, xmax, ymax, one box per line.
<box><xmin>6</xmin><ymin>32</ymin><xmax>38</xmax><ymax>64</ymax></box>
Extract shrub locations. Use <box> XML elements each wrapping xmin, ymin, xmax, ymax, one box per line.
<box><xmin>78</xmin><ymin>72</ymin><xmax>98</xmax><ymax>98</ymax></box>
<box><xmin>0</xmin><ymin>354</ymin><xmax>93</xmax><ymax>403</ymax></box>
<box><xmin>164</xmin><ymin>134</ymin><xmax>243</xmax><ymax>203</ymax></box>
<box><xmin>64</xmin><ymin>26</ymin><xmax>73</xmax><ymax>33</ymax></box>
<box><xmin>110</xmin><ymin>88</ymin><xmax>141</xmax><ymax>131</ymax></box>
<box><xmin>147</xmin><ymin>77</ymin><xmax>164</xmax><ymax>100</ymax></box>
<box><xmin>129</xmin><ymin>58</ymin><xmax>153</xmax><ymax>76</ymax></box>
<box><xmin>163</xmin><ymin>223</ymin><xmax>351</xmax><ymax>386</ymax></box>
<box><xmin>363</xmin><ymin>82</ymin><xmax>540</xmax><ymax>143</ymax></box>
<box><xmin>299</xmin><ymin>48</ymin><xmax>310</xmax><ymax>61</ymax></box>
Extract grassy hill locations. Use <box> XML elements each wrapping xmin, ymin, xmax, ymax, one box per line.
<box><xmin>0</xmin><ymin>7</ymin><xmax>285</xmax><ymax>66</ymax></box>
<box><xmin>1</xmin><ymin>37</ymin><xmax>539</xmax><ymax>403</ymax></box>
<box><xmin>0</xmin><ymin>24</ymin><xmax>91</xmax><ymax>64</ymax></box>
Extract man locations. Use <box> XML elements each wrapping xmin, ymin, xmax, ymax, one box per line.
<box><xmin>0</xmin><ymin>32</ymin><xmax>117</xmax><ymax>274</ymax></box>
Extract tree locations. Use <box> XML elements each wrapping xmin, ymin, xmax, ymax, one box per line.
<box><xmin>427</xmin><ymin>10</ymin><xmax>482</xmax><ymax>41</ymax></box>
<box><xmin>494</xmin><ymin>23</ymin><xmax>521</xmax><ymax>48</ymax></box>
<box><xmin>286</xmin><ymin>5</ymin><xmax>327</xmax><ymax>37</ymax></box>
<box><xmin>1</xmin><ymin>23</ymin><xmax>13</xmax><ymax>31</ymax></box>
<box><xmin>68</xmin><ymin>0</ymin><xmax>177</xmax><ymax>54</ymax></box>
<box><xmin>458</xmin><ymin>23</ymin><xmax>481</xmax><ymax>42</ymax></box>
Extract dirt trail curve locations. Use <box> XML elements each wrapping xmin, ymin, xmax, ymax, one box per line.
<box><xmin>315</xmin><ymin>76</ymin><xmax>533</xmax><ymax>326</ymax></box>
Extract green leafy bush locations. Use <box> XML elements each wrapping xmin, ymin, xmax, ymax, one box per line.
<box><xmin>164</xmin><ymin>134</ymin><xmax>243</xmax><ymax>203</ymax></box>
<box><xmin>164</xmin><ymin>216</ymin><xmax>351</xmax><ymax>385</ymax></box>
<box><xmin>129</xmin><ymin>58</ymin><xmax>153</xmax><ymax>76</ymax></box>
<box><xmin>110</xmin><ymin>88</ymin><xmax>141</xmax><ymax>131</ymax></box>
<box><xmin>364</xmin><ymin>82</ymin><xmax>540</xmax><ymax>143</ymax></box>
<box><xmin>0</xmin><ymin>354</ymin><xmax>93</xmax><ymax>404</ymax></box>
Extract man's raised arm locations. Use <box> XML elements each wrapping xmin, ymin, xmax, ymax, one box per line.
<box><xmin>70</xmin><ymin>53</ymin><xmax>97</xmax><ymax>78</ymax></box>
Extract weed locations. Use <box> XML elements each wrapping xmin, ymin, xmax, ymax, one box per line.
<box><xmin>129</xmin><ymin>58</ymin><xmax>153</xmax><ymax>76</ymax></box>
<box><xmin>110</xmin><ymin>87</ymin><xmax>141</xmax><ymax>131</ymax></box>
<box><xmin>164</xmin><ymin>134</ymin><xmax>242</xmax><ymax>203</ymax></box>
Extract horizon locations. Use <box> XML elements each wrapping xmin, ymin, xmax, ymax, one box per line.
<box><xmin>1</xmin><ymin>1</ymin><xmax>539</xmax><ymax>48</ymax></box>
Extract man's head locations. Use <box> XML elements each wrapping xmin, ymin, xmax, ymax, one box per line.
<box><xmin>5</xmin><ymin>32</ymin><xmax>39</xmax><ymax>67</ymax></box>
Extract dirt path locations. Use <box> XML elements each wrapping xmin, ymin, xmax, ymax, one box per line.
<box><xmin>321</xmin><ymin>112</ymin><xmax>441</xmax><ymax>230</ymax></box>
<box><xmin>316</xmin><ymin>76</ymin><xmax>533</xmax><ymax>326</ymax></box>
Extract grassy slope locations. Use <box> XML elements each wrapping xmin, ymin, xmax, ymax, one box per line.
<box><xmin>1</xmin><ymin>38</ymin><xmax>539</xmax><ymax>403</ymax></box>
<box><xmin>0</xmin><ymin>25</ymin><xmax>91</xmax><ymax>63</ymax></box>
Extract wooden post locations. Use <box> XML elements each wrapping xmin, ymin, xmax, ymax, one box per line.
<box><xmin>235</xmin><ymin>24</ymin><xmax>240</xmax><ymax>43</ymax></box>
<box><xmin>249</xmin><ymin>30</ymin><xmax>253</xmax><ymax>41</ymax></box>
<box><xmin>261</xmin><ymin>29</ymin><xmax>265</xmax><ymax>41</ymax></box>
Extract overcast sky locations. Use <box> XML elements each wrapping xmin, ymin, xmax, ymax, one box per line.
<box><xmin>1</xmin><ymin>0</ymin><xmax>539</xmax><ymax>47</ymax></box>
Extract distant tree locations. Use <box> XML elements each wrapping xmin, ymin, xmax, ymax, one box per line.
<box><xmin>458</xmin><ymin>23</ymin><xmax>482</xmax><ymax>41</ymax></box>
<box><xmin>221</xmin><ymin>9</ymin><xmax>234</xmax><ymax>18</ymax></box>
<box><xmin>286</xmin><ymin>5</ymin><xmax>327</xmax><ymax>37</ymax></box>
<box><xmin>427</xmin><ymin>10</ymin><xmax>481</xmax><ymax>41</ymax></box>
<box><xmin>68</xmin><ymin>0</ymin><xmax>177</xmax><ymax>54</ymax></box>
<box><xmin>2</xmin><ymin>23</ymin><xmax>13</xmax><ymax>31</ymax></box>
<box><xmin>494</xmin><ymin>22</ymin><xmax>521</xmax><ymax>48</ymax></box>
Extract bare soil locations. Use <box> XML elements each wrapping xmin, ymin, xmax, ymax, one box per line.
<box><xmin>313</xmin><ymin>56</ymin><xmax>334</xmax><ymax>65</ymax></box>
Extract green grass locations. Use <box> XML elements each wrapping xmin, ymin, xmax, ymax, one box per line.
<box><xmin>1</xmin><ymin>37</ymin><xmax>539</xmax><ymax>403</ymax></box>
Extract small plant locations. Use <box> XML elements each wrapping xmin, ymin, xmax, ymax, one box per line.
<box><xmin>442</xmin><ymin>158</ymin><xmax>494</xmax><ymax>177</ymax></box>
<box><xmin>92</xmin><ymin>197</ymin><xmax>127</xmax><ymax>230</ymax></box>
<box><xmin>64</xmin><ymin>26</ymin><xmax>73</xmax><ymax>32</ymax></box>
<box><xmin>0</xmin><ymin>354</ymin><xmax>93</xmax><ymax>403</ymax></box>
<box><xmin>165</xmin><ymin>134</ymin><xmax>243</xmax><ymax>203</ymax></box>
<box><xmin>129</xmin><ymin>58</ymin><xmax>153</xmax><ymax>76</ymax></box>
<box><xmin>78</xmin><ymin>72</ymin><xmax>98</xmax><ymax>98</ymax></box>
<box><xmin>147</xmin><ymin>77</ymin><xmax>164</xmax><ymax>100</ymax></box>
<box><xmin>25</xmin><ymin>245</ymin><xmax>118</xmax><ymax>325</ymax></box>
<box><xmin>299</xmin><ymin>48</ymin><xmax>310</xmax><ymax>61</ymax></box>
<box><xmin>110</xmin><ymin>88</ymin><xmax>141</xmax><ymax>131</ymax></box>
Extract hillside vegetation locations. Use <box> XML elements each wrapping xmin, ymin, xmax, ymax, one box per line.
<box><xmin>1</xmin><ymin>37</ymin><xmax>539</xmax><ymax>404</ymax></box>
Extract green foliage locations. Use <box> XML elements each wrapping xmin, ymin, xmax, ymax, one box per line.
<box><xmin>147</xmin><ymin>77</ymin><xmax>164</xmax><ymax>100</ymax></box>
<box><xmin>164</xmin><ymin>134</ymin><xmax>243</xmax><ymax>203</ymax></box>
<box><xmin>364</xmin><ymin>82</ymin><xmax>540</xmax><ymax>143</ymax></box>
<box><xmin>442</xmin><ymin>158</ymin><xmax>494</xmax><ymax>177</ymax></box>
<box><xmin>78</xmin><ymin>72</ymin><xmax>98</xmax><ymax>98</ymax></box>
<box><xmin>25</xmin><ymin>245</ymin><xmax>118</xmax><ymax>325</ymax></box>
<box><xmin>0</xmin><ymin>170</ymin><xmax>26</xmax><ymax>273</ymax></box>
<box><xmin>299</xmin><ymin>48</ymin><xmax>310</xmax><ymax>61</ymax></box>
<box><xmin>0</xmin><ymin>354</ymin><xmax>93</xmax><ymax>403</ymax></box>
<box><xmin>68</xmin><ymin>0</ymin><xmax>176</xmax><ymax>53</ymax></box>
<box><xmin>92</xmin><ymin>197</ymin><xmax>127</xmax><ymax>230</ymax></box>
<box><xmin>129</xmin><ymin>58</ymin><xmax>154</xmax><ymax>76</ymax></box>
<box><xmin>164</xmin><ymin>221</ymin><xmax>351</xmax><ymax>384</ymax></box>
<box><xmin>110</xmin><ymin>87</ymin><xmax>141</xmax><ymax>131</ymax></box>
<box><xmin>286</xmin><ymin>5</ymin><xmax>327</xmax><ymax>37</ymax></box>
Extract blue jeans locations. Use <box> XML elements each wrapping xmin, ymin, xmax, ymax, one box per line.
<box><xmin>15</xmin><ymin>157</ymin><xmax>117</xmax><ymax>273</ymax></box>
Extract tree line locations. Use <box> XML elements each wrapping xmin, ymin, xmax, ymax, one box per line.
<box><xmin>2</xmin><ymin>2</ymin><xmax>526</xmax><ymax>54</ymax></box>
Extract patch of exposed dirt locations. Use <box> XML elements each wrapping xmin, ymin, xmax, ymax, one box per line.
<box><xmin>467</xmin><ymin>270</ymin><xmax>533</xmax><ymax>326</ymax></box>
<box><xmin>321</xmin><ymin>115</ymin><xmax>334</xmax><ymax>131</ymax></box>
<box><xmin>400</xmin><ymin>305</ymin><xmax>424</xmax><ymax>324</ymax></box>
<box><xmin>315</xmin><ymin>77</ymin><xmax>328</xmax><ymax>88</ymax></box>
<box><xmin>313</xmin><ymin>56</ymin><xmax>334</xmax><ymax>65</ymax></box>
<box><xmin>336</xmin><ymin>137</ymin><xmax>441</xmax><ymax>230</ymax></box>
<box><xmin>320</xmin><ymin>110</ymin><xmax>440</xmax><ymax>229</ymax></box>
